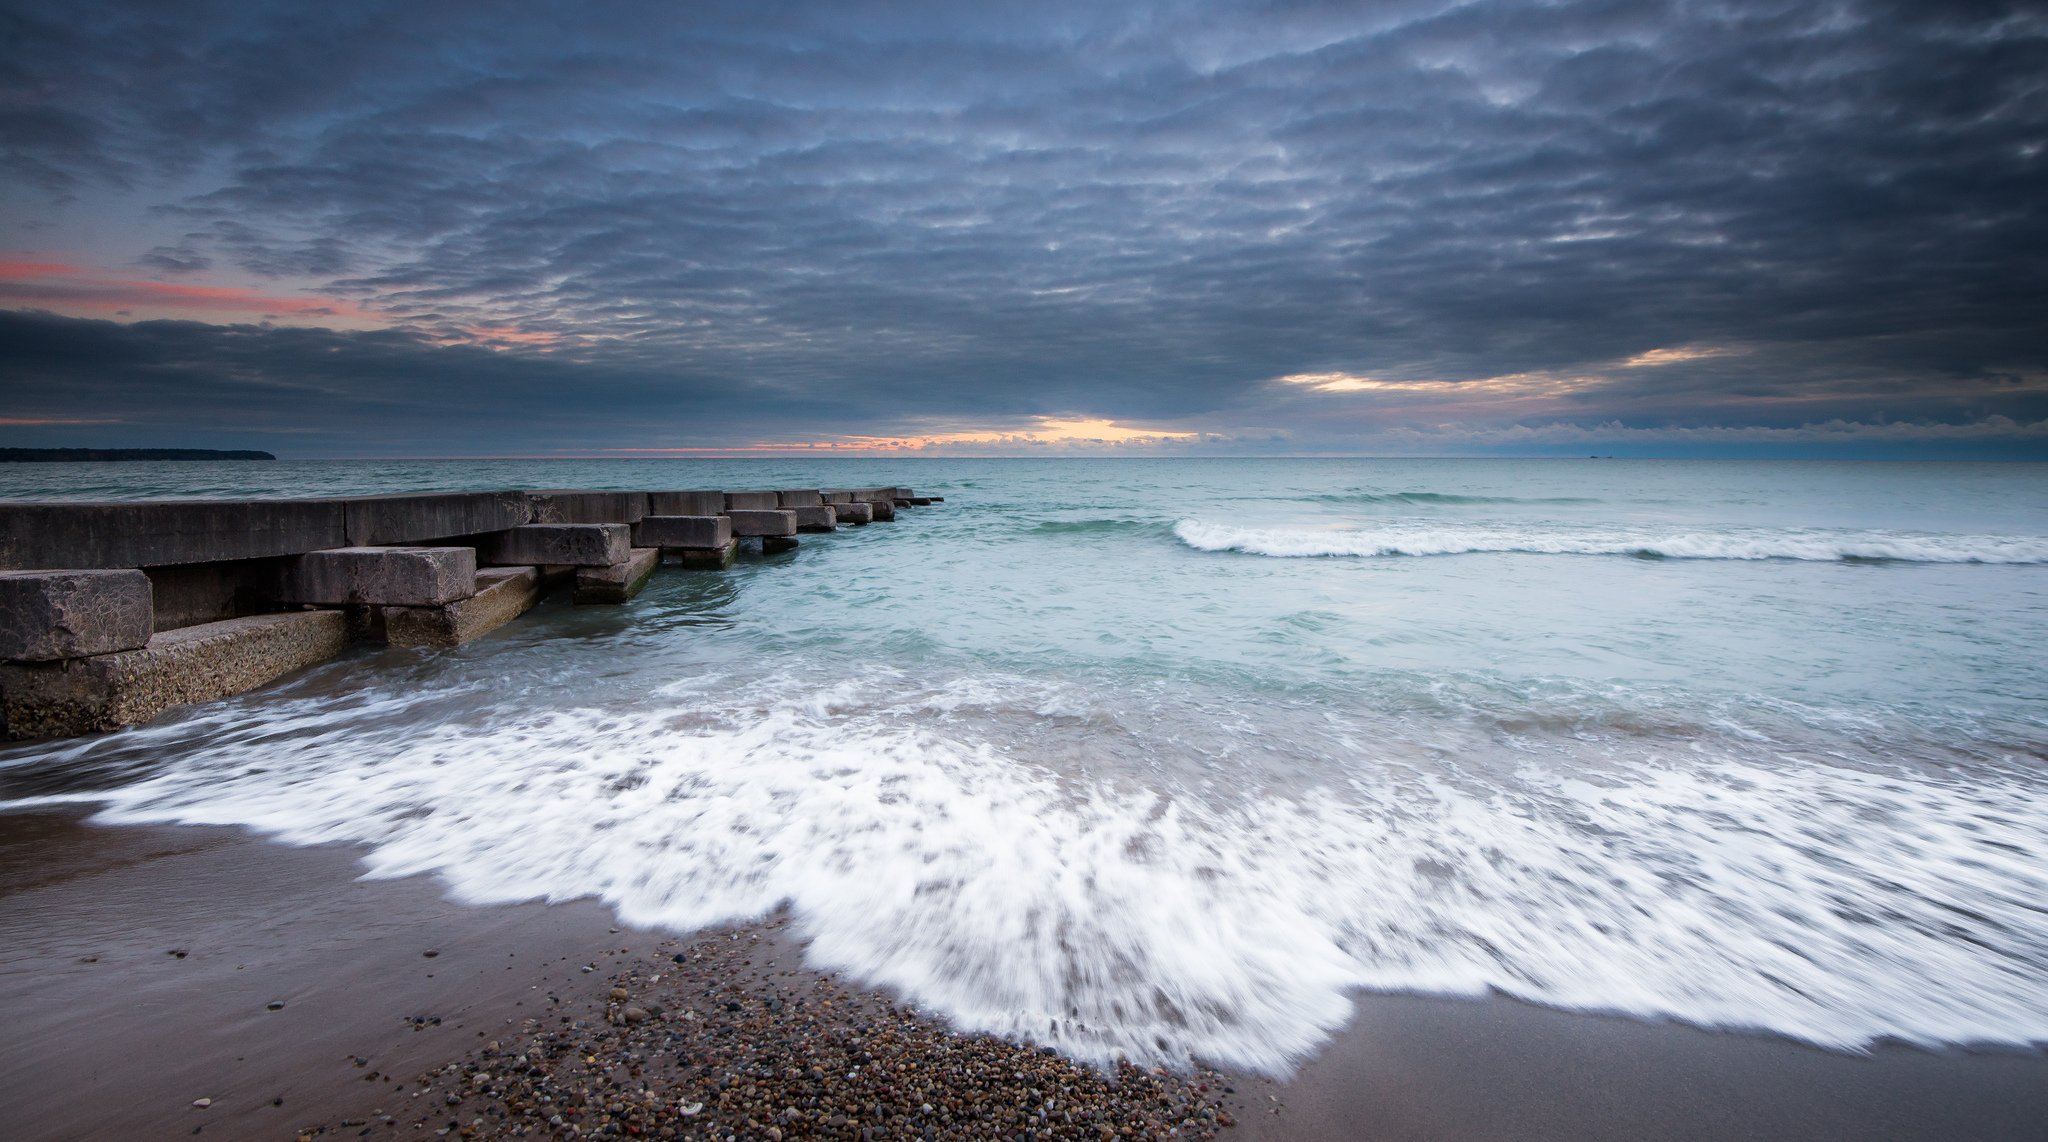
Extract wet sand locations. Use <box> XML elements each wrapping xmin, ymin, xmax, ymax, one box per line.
<box><xmin>3</xmin><ymin>809</ymin><xmax>2043</xmax><ymax>1141</ymax></box>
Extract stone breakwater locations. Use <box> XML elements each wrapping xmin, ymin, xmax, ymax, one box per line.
<box><xmin>0</xmin><ymin>486</ymin><xmax>942</xmax><ymax>739</ymax></box>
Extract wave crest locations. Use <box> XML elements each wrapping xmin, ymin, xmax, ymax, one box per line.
<box><xmin>1174</xmin><ymin>520</ymin><xmax>2048</xmax><ymax>563</ymax></box>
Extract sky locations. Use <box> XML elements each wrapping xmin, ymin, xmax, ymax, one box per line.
<box><xmin>2</xmin><ymin>0</ymin><xmax>2045</xmax><ymax>458</ymax></box>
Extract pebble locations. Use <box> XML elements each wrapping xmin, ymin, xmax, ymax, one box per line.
<box><xmin>301</xmin><ymin>929</ymin><xmax>1238</xmax><ymax>1140</ymax></box>
<box><xmin>191</xmin><ymin>1098</ymin><xmax>211</xmax><ymax>1109</ymax></box>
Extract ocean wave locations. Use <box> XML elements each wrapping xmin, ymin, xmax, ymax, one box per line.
<box><xmin>1305</xmin><ymin>491</ymin><xmax>1600</xmax><ymax>506</ymax></box>
<box><xmin>1174</xmin><ymin>519</ymin><xmax>2048</xmax><ymax>563</ymax></box>
<box><xmin>8</xmin><ymin>672</ymin><xmax>2045</xmax><ymax>1074</ymax></box>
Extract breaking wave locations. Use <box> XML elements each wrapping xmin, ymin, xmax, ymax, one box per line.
<box><xmin>7</xmin><ymin>671</ymin><xmax>2045</xmax><ymax>1075</ymax></box>
<box><xmin>1174</xmin><ymin>519</ymin><xmax>2048</xmax><ymax>564</ymax></box>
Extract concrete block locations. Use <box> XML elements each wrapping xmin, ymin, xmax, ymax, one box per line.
<box><xmin>527</xmin><ymin>490</ymin><xmax>647</xmax><ymax>524</ymax></box>
<box><xmin>648</xmin><ymin>490</ymin><xmax>726</xmax><ymax>516</ymax></box>
<box><xmin>383</xmin><ymin>567</ymin><xmax>541</xmax><ymax>648</ymax></box>
<box><xmin>907</xmin><ymin>497</ymin><xmax>934</xmax><ymax>506</ymax></box>
<box><xmin>282</xmin><ymin>547</ymin><xmax>477</xmax><ymax>606</ymax></box>
<box><xmin>574</xmin><ymin>548</ymin><xmax>660</xmax><ymax>605</ymax></box>
<box><xmin>0</xmin><ymin>569</ymin><xmax>155</xmax><ymax>661</ymax></box>
<box><xmin>0</xmin><ymin>500</ymin><xmax>347</xmax><ymax>569</ymax></box>
<box><xmin>776</xmin><ymin>490</ymin><xmax>824</xmax><ymax>508</ymax></box>
<box><xmin>668</xmin><ymin>541</ymin><xmax>737</xmax><ymax>570</ymax></box>
<box><xmin>821</xmin><ymin>491</ymin><xmax>854</xmax><ymax>505</ymax></box>
<box><xmin>865</xmin><ymin>498</ymin><xmax>897</xmax><ymax>522</ymax></box>
<box><xmin>0</xmin><ymin>611</ymin><xmax>348</xmax><ymax>739</ymax></box>
<box><xmin>344</xmin><ymin>492</ymin><xmax>530</xmax><ymax>546</ymax></box>
<box><xmin>632</xmin><ymin>515</ymin><xmax>731</xmax><ymax>549</ymax></box>
<box><xmin>832</xmin><ymin>501</ymin><xmax>873</xmax><ymax>525</ymax></box>
<box><xmin>724</xmin><ymin>491</ymin><xmax>781</xmax><ymax>511</ymax></box>
<box><xmin>793</xmin><ymin>506</ymin><xmax>837</xmax><ymax>533</ymax></box>
<box><xmin>481</xmin><ymin>524</ymin><xmax>629</xmax><ymax>567</ymax></box>
<box><xmin>727</xmin><ymin>509</ymin><xmax>797</xmax><ymax>537</ymax></box>
<box><xmin>142</xmin><ymin>559</ymin><xmax>289</xmax><ymax>632</ymax></box>
<box><xmin>928</xmin><ymin>496</ymin><xmax>946</xmax><ymax>503</ymax></box>
<box><xmin>762</xmin><ymin>536</ymin><xmax>799</xmax><ymax>555</ymax></box>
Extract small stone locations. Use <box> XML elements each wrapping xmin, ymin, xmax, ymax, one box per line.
<box><xmin>423</xmin><ymin>949</ymin><xmax>440</xmax><ymax>958</ymax></box>
<box><xmin>191</xmin><ymin>1098</ymin><xmax>212</xmax><ymax>1108</ymax></box>
<box><xmin>267</xmin><ymin>1000</ymin><xmax>286</xmax><ymax>1011</ymax></box>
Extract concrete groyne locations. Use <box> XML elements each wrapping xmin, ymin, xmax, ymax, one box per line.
<box><xmin>0</xmin><ymin>486</ymin><xmax>941</xmax><ymax>740</ymax></box>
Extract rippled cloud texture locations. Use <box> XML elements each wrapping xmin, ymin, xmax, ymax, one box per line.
<box><xmin>3</xmin><ymin>0</ymin><xmax>2045</xmax><ymax>455</ymax></box>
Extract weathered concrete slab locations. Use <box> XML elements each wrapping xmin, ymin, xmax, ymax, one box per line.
<box><xmin>632</xmin><ymin>515</ymin><xmax>731</xmax><ymax>549</ymax></box>
<box><xmin>793</xmin><ymin>506</ymin><xmax>837</xmax><ymax>533</ymax></box>
<box><xmin>648</xmin><ymin>490</ymin><xmax>726</xmax><ymax>516</ymax></box>
<box><xmin>776</xmin><ymin>490</ymin><xmax>824</xmax><ymax>508</ymax></box>
<box><xmin>761</xmin><ymin>536</ymin><xmax>799</xmax><ymax>555</ymax></box>
<box><xmin>821</xmin><ymin>491</ymin><xmax>854</xmax><ymax>505</ymax></box>
<box><xmin>833</xmin><ymin>501</ymin><xmax>873</xmax><ymax>525</ymax></box>
<box><xmin>865</xmin><ymin>498</ymin><xmax>897</xmax><ymax>522</ymax></box>
<box><xmin>0</xmin><ymin>569</ymin><xmax>155</xmax><ymax>661</ymax></box>
<box><xmin>0</xmin><ymin>610</ymin><xmax>349</xmax><ymax>739</ymax></box>
<box><xmin>527</xmin><ymin>490</ymin><xmax>647</xmax><ymax>525</ymax></box>
<box><xmin>574</xmin><ymin>547</ymin><xmax>660</xmax><ymax>605</ymax></box>
<box><xmin>281</xmin><ymin>547</ymin><xmax>477</xmax><ymax>606</ymax></box>
<box><xmin>383</xmin><ymin>567</ymin><xmax>541</xmax><ymax>648</ymax></box>
<box><xmin>343</xmin><ymin>492</ymin><xmax>531</xmax><ymax>546</ymax></box>
<box><xmin>0</xmin><ymin>500</ymin><xmax>348</xmax><ymax>570</ymax></box>
<box><xmin>667</xmin><ymin>541</ymin><xmax>737</xmax><ymax>570</ymax></box>
<box><xmin>907</xmin><ymin>497</ymin><xmax>934</xmax><ymax>506</ymax></box>
<box><xmin>727</xmin><ymin>509</ymin><xmax>797</xmax><ymax>537</ymax></box>
<box><xmin>724</xmin><ymin>491</ymin><xmax>781</xmax><ymax>511</ymax></box>
<box><xmin>928</xmin><ymin>496</ymin><xmax>946</xmax><ymax>503</ymax></box>
<box><xmin>481</xmin><ymin>524</ymin><xmax>629</xmax><ymax>567</ymax></box>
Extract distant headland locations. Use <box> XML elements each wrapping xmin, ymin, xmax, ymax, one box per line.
<box><xmin>0</xmin><ymin>448</ymin><xmax>276</xmax><ymax>463</ymax></box>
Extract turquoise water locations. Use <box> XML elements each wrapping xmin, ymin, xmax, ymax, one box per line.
<box><xmin>3</xmin><ymin>458</ymin><xmax>2046</xmax><ymax>1072</ymax></box>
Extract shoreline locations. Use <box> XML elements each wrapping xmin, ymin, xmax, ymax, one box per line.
<box><xmin>3</xmin><ymin>810</ymin><xmax>2044</xmax><ymax>1141</ymax></box>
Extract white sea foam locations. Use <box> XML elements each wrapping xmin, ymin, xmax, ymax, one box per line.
<box><xmin>17</xmin><ymin>673</ymin><xmax>2047</xmax><ymax>1074</ymax></box>
<box><xmin>1173</xmin><ymin>519</ymin><xmax>2048</xmax><ymax>563</ymax></box>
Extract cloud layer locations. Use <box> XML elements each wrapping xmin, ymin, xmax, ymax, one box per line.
<box><xmin>3</xmin><ymin>0</ymin><xmax>2045</xmax><ymax>454</ymax></box>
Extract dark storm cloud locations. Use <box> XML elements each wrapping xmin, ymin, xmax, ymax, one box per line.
<box><xmin>2</xmin><ymin>0</ymin><xmax>2045</xmax><ymax>452</ymax></box>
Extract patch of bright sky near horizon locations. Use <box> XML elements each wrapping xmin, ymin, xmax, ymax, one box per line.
<box><xmin>2</xmin><ymin>0</ymin><xmax>2046</xmax><ymax>455</ymax></box>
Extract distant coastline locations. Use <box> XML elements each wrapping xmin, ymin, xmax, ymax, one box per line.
<box><xmin>0</xmin><ymin>448</ymin><xmax>276</xmax><ymax>463</ymax></box>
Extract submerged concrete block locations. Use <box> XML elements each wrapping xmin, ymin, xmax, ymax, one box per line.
<box><xmin>776</xmin><ymin>490</ymin><xmax>824</xmax><ymax>508</ymax></box>
<box><xmin>0</xmin><ymin>569</ymin><xmax>155</xmax><ymax>661</ymax></box>
<box><xmin>793</xmin><ymin>505</ymin><xmax>837</xmax><ymax>533</ymax></box>
<box><xmin>382</xmin><ymin>566</ymin><xmax>541</xmax><ymax>648</ymax></box>
<box><xmin>527</xmin><ymin>490</ymin><xmax>647</xmax><ymax>524</ymax></box>
<box><xmin>648</xmin><ymin>490</ymin><xmax>726</xmax><ymax>516</ymax></box>
<box><xmin>907</xmin><ymin>497</ymin><xmax>934</xmax><ymax>506</ymax></box>
<box><xmin>833</xmin><ymin>501</ymin><xmax>873</xmax><ymax>525</ymax></box>
<box><xmin>282</xmin><ymin>547</ymin><xmax>477</xmax><ymax>606</ymax></box>
<box><xmin>574</xmin><ymin>548</ymin><xmax>660</xmax><ymax>605</ymax></box>
<box><xmin>668</xmin><ymin>541</ymin><xmax>737</xmax><ymax>570</ymax></box>
<box><xmin>632</xmin><ymin>515</ymin><xmax>731</xmax><ymax>549</ymax></box>
<box><xmin>481</xmin><ymin>524</ymin><xmax>629</xmax><ymax>567</ymax></box>
<box><xmin>343</xmin><ymin>492</ymin><xmax>530</xmax><ymax>546</ymax></box>
<box><xmin>761</xmin><ymin>536</ymin><xmax>799</xmax><ymax>555</ymax></box>
<box><xmin>0</xmin><ymin>610</ymin><xmax>348</xmax><ymax>739</ymax></box>
<box><xmin>726</xmin><ymin>509</ymin><xmax>797</xmax><ymax>537</ymax></box>
<box><xmin>0</xmin><ymin>500</ymin><xmax>348</xmax><ymax>569</ymax></box>
<box><xmin>724</xmin><ymin>491</ymin><xmax>781</xmax><ymax>511</ymax></box>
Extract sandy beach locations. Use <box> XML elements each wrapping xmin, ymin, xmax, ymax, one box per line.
<box><xmin>4</xmin><ymin>808</ymin><xmax>2043</xmax><ymax>1141</ymax></box>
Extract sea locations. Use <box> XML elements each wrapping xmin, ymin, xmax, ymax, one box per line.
<box><xmin>1</xmin><ymin>457</ymin><xmax>2045</xmax><ymax>1075</ymax></box>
